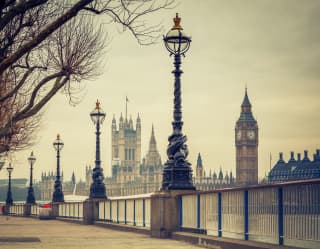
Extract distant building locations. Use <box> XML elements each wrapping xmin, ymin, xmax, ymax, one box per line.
<box><xmin>235</xmin><ymin>89</ymin><xmax>259</xmax><ymax>186</ymax></box>
<box><xmin>110</xmin><ymin>113</ymin><xmax>141</xmax><ymax>184</ymax></box>
<box><xmin>106</xmin><ymin>117</ymin><xmax>163</xmax><ymax>196</ymax></box>
<box><xmin>194</xmin><ymin>153</ymin><xmax>235</xmax><ymax>190</ymax></box>
<box><xmin>269</xmin><ymin>150</ymin><xmax>320</xmax><ymax>183</ymax></box>
<box><xmin>39</xmin><ymin>171</ymin><xmax>56</xmax><ymax>200</ymax></box>
<box><xmin>39</xmin><ymin>171</ymin><xmax>88</xmax><ymax>200</ymax></box>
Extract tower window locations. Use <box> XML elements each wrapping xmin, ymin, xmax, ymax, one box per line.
<box><xmin>115</xmin><ymin>148</ymin><xmax>119</xmax><ymax>158</ymax></box>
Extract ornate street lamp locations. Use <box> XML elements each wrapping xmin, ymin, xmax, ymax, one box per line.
<box><xmin>6</xmin><ymin>163</ymin><xmax>13</xmax><ymax>205</ymax></box>
<box><xmin>161</xmin><ymin>14</ymin><xmax>195</xmax><ymax>190</ymax></box>
<box><xmin>89</xmin><ymin>100</ymin><xmax>107</xmax><ymax>198</ymax></box>
<box><xmin>26</xmin><ymin>151</ymin><xmax>36</xmax><ymax>204</ymax></box>
<box><xmin>52</xmin><ymin>134</ymin><xmax>64</xmax><ymax>202</ymax></box>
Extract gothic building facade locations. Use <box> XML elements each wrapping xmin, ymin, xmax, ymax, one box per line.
<box><xmin>235</xmin><ymin>89</ymin><xmax>259</xmax><ymax>186</ymax></box>
<box><xmin>105</xmin><ymin>114</ymin><xmax>163</xmax><ymax>196</ymax></box>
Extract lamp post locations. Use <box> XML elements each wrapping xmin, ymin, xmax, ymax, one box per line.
<box><xmin>6</xmin><ymin>164</ymin><xmax>13</xmax><ymax>205</ymax></box>
<box><xmin>52</xmin><ymin>134</ymin><xmax>64</xmax><ymax>202</ymax></box>
<box><xmin>89</xmin><ymin>100</ymin><xmax>107</xmax><ymax>199</ymax></box>
<box><xmin>26</xmin><ymin>151</ymin><xmax>36</xmax><ymax>204</ymax></box>
<box><xmin>161</xmin><ymin>13</ymin><xmax>195</xmax><ymax>190</ymax></box>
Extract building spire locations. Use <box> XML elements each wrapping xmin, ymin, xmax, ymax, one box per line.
<box><xmin>196</xmin><ymin>153</ymin><xmax>203</xmax><ymax>168</ymax></box>
<box><xmin>241</xmin><ymin>87</ymin><xmax>252</xmax><ymax>109</ymax></box>
<box><xmin>149</xmin><ymin>124</ymin><xmax>157</xmax><ymax>151</ymax></box>
<box><xmin>237</xmin><ymin>87</ymin><xmax>256</xmax><ymax>123</ymax></box>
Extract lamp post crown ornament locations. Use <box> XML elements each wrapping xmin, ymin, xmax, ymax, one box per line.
<box><xmin>96</xmin><ymin>99</ymin><xmax>100</xmax><ymax>110</ymax></box>
<box><xmin>173</xmin><ymin>13</ymin><xmax>182</xmax><ymax>30</ymax></box>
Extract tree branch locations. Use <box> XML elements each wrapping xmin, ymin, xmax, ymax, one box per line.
<box><xmin>0</xmin><ymin>0</ymin><xmax>94</xmax><ymax>73</ymax></box>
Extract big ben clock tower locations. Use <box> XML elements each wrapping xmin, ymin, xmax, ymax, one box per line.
<box><xmin>235</xmin><ymin>88</ymin><xmax>258</xmax><ymax>186</ymax></box>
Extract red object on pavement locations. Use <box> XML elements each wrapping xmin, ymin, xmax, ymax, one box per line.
<box><xmin>40</xmin><ymin>203</ymin><xmax>51</xmax><ymax>209</ymax></box>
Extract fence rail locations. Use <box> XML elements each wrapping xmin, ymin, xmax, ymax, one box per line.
<box><xmin>2</xmin><ymin>180</ymin><xmax>319</xmax><ymax>249</ymax></box>
<box><xmin>30</xmin><ymin>204</ymin><xmax>38</xmax><ymax>216</ymax></box>
<box><xmin>58</xmin><ymin>202</ymin><xmax>83</xmax><ymax>219</ymax></box>
<box><xmin>179</xmin><ymin>181</ymin><xmax>320</xmax><ymax>249</ymax></box>
<box><xmin>8</xmin><ymin>203</ymin><xmax>25</xmax><ymax>215</ymax></box>
<box><xmin>98</xmin><ymin>197</ymin><xmax>151</xmax><ymax>228</ymax></box>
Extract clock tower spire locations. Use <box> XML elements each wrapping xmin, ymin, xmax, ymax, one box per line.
<box><xmin>235</xmin><ymin>88</ymin><xmax>258</xmax><ymax>186</ymax></box>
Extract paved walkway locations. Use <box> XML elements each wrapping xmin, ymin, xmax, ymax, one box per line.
<box><xmin>0</xmin><ymin>216</ymin><xmax>202</xmax><ymax>249</ymax></box>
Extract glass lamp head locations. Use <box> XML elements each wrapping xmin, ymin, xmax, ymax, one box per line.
<box><xmin>164</xmin><ymin>13</ymin><xmax>191</xmax><ymax>55</ymax></box>
<box><xmin>90</xmin><ymin>100</ymin><xmax>106</xmax><ymax>125</ymax></box>
<box><xmin>28</xmin><ymin>151</ymin><xmax>36</xmax><ymax>165</ymax></box>
<box><xmin>53</xmin><ymin>134</ymin><xmax>64</xmax><ymax>151</ymax></box>
<box><xmin>7</xmin><ymin>163</ymin><xmax>13</xmax><ymax>173</ymax></box>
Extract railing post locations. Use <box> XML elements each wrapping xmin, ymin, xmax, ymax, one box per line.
<box><xmin>116</xmin><ymin>200</ymin><xmax>119</xmax><ymax>224</ymax></box>
<box><xmin>103</xmin><ymin>201</ymin><xmax>105</xmax><ymax>220</ymax></box>
<box><xmin>178</xmin><ymin>195</ymin><xmax>182</xmax><ymax>231</ymax></box>
<box><xmin>244</xmin><ymin>190</ymin><xmax>249</xmax><ymax>240</ymax></box>
<box><xmin>197</xmin><ymin>193</ymin><xmax>201</xmax><ymax>233</ymax></box>
<box><xmin>110</xmin><ymin>200</ymin><xmax>112</xmax><ymax>221</ymax></box>
<box><xmin>124</xmin><ymin>200</ymin><xmax>127</xmax><ymax>225</ymax></box>
<box><xmin>278</xmin><ymin>187</ymin><xmax>284</xmax><ymax>245</ymax></box>
<box><xmin>218</xmin><ymin>192</ymin><xmax>222</xmax><ymax>237</ymax></box>
<box><xmin>133</xmin><ymin>199</ymin><xmax>136</xmax><ymax>226</ymax></box>
<box><xmin>143</xmin><ymin>199</ymin><xmax>146</xmax><ymax>227</ymax></box>
<box><xmin>24</xmin><ymin>204</ymin><xmax>31</xmax><ymax>216</ymax></box>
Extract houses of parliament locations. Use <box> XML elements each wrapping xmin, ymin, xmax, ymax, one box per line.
<box><xmin>39</xmin><ymin>90</ymin><xmax>259</xmax><ymax>199</ymax></box>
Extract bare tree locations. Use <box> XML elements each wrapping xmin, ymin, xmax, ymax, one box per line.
<box><xmin>0</xmin><ymin>0</ymin><xmax>174</xmax><ymax>155</ymax></box>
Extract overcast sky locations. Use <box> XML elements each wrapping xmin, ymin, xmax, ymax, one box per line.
<box><xmin>1</xmin><ymin>0</ymin><xmax>319</xmax><ymax>183</ymax></box>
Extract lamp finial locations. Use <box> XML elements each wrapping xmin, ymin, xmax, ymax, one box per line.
<box><xmin>57</xmin><ymin>134</ymin><xmax>60</xmax><ymax>140</ymax></box>
<box><xmin>173</xmin><ymin>13</ymin><xmax>182</xmax><ymax>30</ymax></box>
<box><xmin>96</xmin><ymin>99</ymin><xmax>100</xmax><ymax>110</ymax></box>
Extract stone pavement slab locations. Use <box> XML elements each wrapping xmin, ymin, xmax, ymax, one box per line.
<box><xmin>0</xmin><ymin>216</ymin><xmax>202</xmax><ymax>249</ymax></box>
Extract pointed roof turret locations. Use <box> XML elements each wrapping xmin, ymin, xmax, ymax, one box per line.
<box><xmin>136</xmin><ymin>113</ymin><xmax>141</xmax><ymax>130</ymax></box>
<box><xmin>143</xmin><ymin>125</ymin><xmax>162</xmax><ymax>167</ymax></box>
<box><xmin>119</xmin><ymin>113</ymin><xmax>124</xmax><ymax>129</ymax></box>
<box><xmin>218</xmin><ymin>167</ymin><xmax>223</xmax><ymax>180</ymax></box>
<box><xmin>129</xmin><ymin>115</ymin><xmax>133</xmax><ymax>129</ymax></box>
<box><xmin>225</xmin><ymin>171</ymin><xmax>229</xmax><ymax>180</ymax></box>
<box><xmin>149</xmin><ymin>124</ymin><xmax>157</xmax><ymax>152</ymax></box>
<box><xmin>237</xmin><ymin>87</ymin><xmax>256</xmax><ymax>123</ymax></box>
<box><xmin>71</xmin><ymin>171</ymin><xmax>76</xmax><ymax>185</ymax></box>
<box><xmin>196</xmin><ymin>153</ymin><xmax>203</xmax><ymax>168</ymax></box>
<box><xmin>213</xmin><ymin>171</ymin><xmax>217</xmax><ymax>179</ymax></box>
<box><xmin>241</xmin><ymin>87</ymin><xmax>252</xmax><ymax>108</ymax></box>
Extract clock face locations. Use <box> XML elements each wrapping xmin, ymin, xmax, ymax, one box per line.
<box><xmin>236</xmin><ymin>131</ymin><xmax>241</xmax><ymax>140</ymax></box>
<box><xmin>247</xmin><ymin>130</ymin><xmax>255</xmax><ymax>140</ymax></box>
